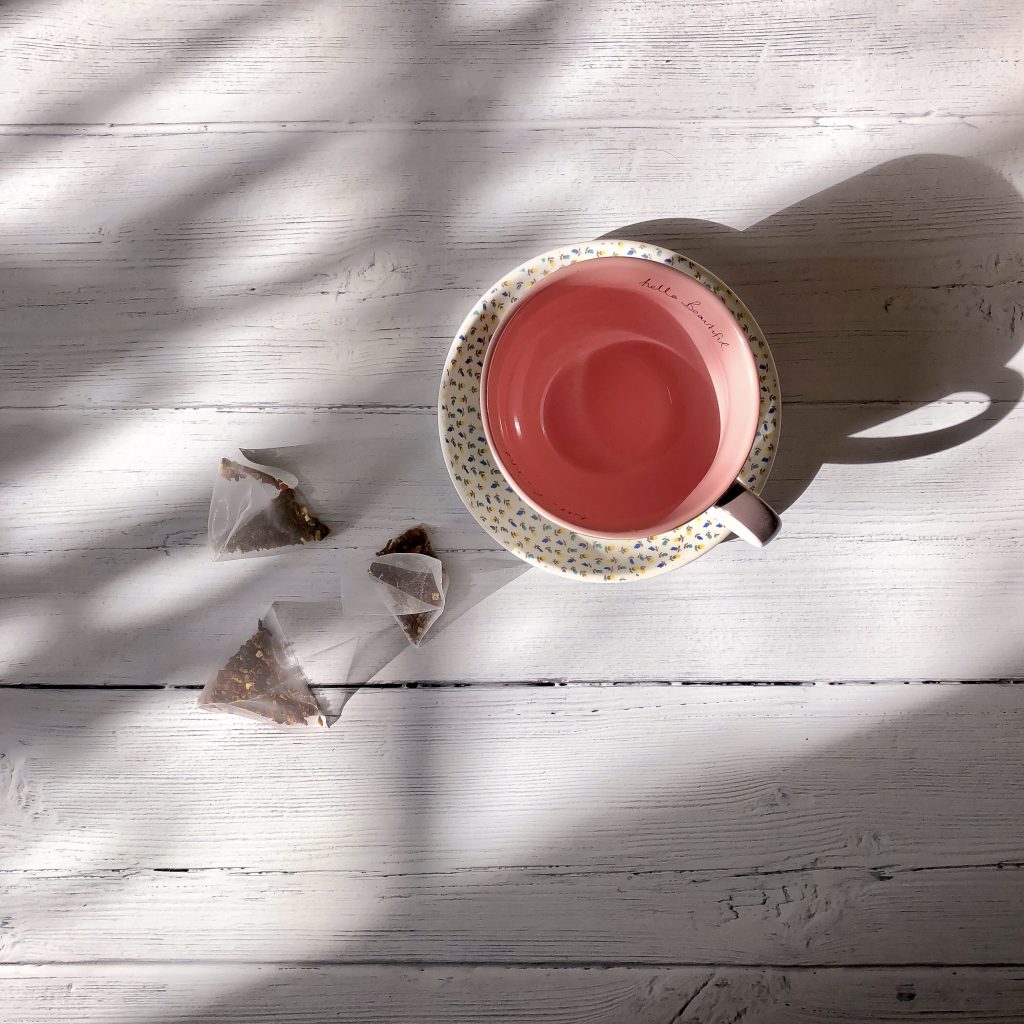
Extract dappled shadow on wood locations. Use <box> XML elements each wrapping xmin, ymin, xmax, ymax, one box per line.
<box><xmin>29</xmin><ymin>683</ymin><xmax>1018</xmax><ymax>1022</ymax></box>
<box><xmin>610</xmin><ymin>155</ymin><xmax>1024</xmax><ymax>513</ymax></box>
<box><xmin>25</xmin><ymin>964</ymin><xmax>1023</xmax><ymax>1023</ymax></box>
<box><xmin>3</xmin><ymin>3</ymin><xmax>1024</xmax><ymax>1017</ymax></box>
<box><xmin>0</xmin><ymin>0</ymin><xmax>575</xmax><ymax>413</ymax></box>
<box><xmin>0</xmin><ymin>0</ymin><xmax>550</xmax><ymax>696</ymax></box>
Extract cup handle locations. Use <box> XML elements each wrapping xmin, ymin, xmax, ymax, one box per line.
<box><xmin>712</xmin><ymin>481</ymin><xmax>781</xmax><ymax>547</ymax></box>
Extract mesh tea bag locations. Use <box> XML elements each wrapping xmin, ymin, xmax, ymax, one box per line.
<box><xmin>367</xmin><ymin>526</ymin><xmax>447</xmax><ymax>646</ymax></box>
<box><xmin>272</xmin><ymin>600</ymin><xmax>412</xmax><ymax>725</ymax></box>
<box><xmin>198</xmin><ymin>607</ymin><xmax>325</xmax><ymax>728</ymax></box>
<box><xmin>208</xmin><ymin>456</ymin><xmax>330</xmax><ymax>560</ymax></box>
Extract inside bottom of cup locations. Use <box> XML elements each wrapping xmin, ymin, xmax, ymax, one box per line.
<box><xmin>483</xmin><ymin>258</ymin><xmax>758</xmax><ymax>537</ymax></box>
<box><xmin>538</xmin><ymin>338</ymin><xmax>723</xmax><ymax>528</ymax></box>
<box><xmin>494</xmin><ymin>335</ymin><xmax>743</xmax><ymax>537</ymax></box>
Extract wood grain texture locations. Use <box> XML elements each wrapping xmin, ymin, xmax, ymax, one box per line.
<box><xmin>0</xmin><ymin>126</ymin><xmax>1022</xmax><ymax>409</ymax></box>
<box><xmin>5</xmin><ymin>966</ymin><xmax>1024</xmax><ymax>1024</ymax></box>
<box><xmin>2</xmin><ymin>687</ymin><xmax>1022</xmax><ymax>877</ymax></box>
<box><xmin>8</xmin><ymin>684</ymin><xmax>1018</xmax><ymax>986</ymax></box>
<box><xmin>5</xmin><ymin>863</ymin><xmax>1024</xmax><ymax>964</ymax></box>
<box><xmin>3</xmin><ymin>538</ymin><xmax>1022</xmax><ymax>685</ymax></box>
<box><xmin>4</xmin><ymin>533</ymin><xmax>1024</xmax><ymax>685</ymax></box>
<box><xmin>3</xmin><ymin>0</ymin><xmax>1024</xmax><ymax>1013</ymax></box>
<box><xmin>3</xmin><ymin>401</ymin><xmax>1023</xmax><ymax>685</ymax></box>
<box><xmin>1</xmin><ymin>0</ymin><xmax>1022</xmax><ymax>124</ymax></box>
<box><xmin>5</xmin><ymin>402</ymin><xmax>1024</xmax><ymax>555</ymax></box>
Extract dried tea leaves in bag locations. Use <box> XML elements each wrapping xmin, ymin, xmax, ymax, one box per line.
<box><xmin>198</xmin><ymin>616</ymin><xmax>324</xmax><ymax>727</ymax></box>
<box><xmin>376</xmin><ymin>525</ymin><xmax>436</xmax><ymax>558</ymax></box>
<box><xmin>368</xmin><ymin>559</ymin><xmax>443</xmax><ymax>611</ymax></box>
<box><xmin>217</xmin><ymin>457</ymin><xmax>330</xmax><ymax>554</ymax></box>
<box><xmin>368</xmin><ymin>526</ymin><xmax>447</xmax><ymax>646</ymax></box>
<box><xmin>369</xmin><ymin>555</ymin><xmax>446</xmax><ymax>646</ymax></box>
<box><xmin>209</xmin><ymin>458</ymin><xmax>330</xmax><ymax>560</ymax></box>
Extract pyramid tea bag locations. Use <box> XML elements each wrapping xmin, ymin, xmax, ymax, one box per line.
<box><xmin>198</xmin><ymin>608</ymin><xmax>325</xmax><ymax>728</ymax></box>
<box><xmin>368</xmin><ymin>526</ymin><xmax>447</xmax><ymax>646</ymax></box>
<box><xmin>208</xmin><ymin>456</ymin><xmax>330</xmax><ymax>560</ymax></box>
<box><xmin>272</xmin><ymin>600</ymin><xmax>412</xmax><ymax>725</ymax></box>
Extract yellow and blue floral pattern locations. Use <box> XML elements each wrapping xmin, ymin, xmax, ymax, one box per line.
<box><xmin>438</xmin><ymin>239</ymin><xmax>781</xmax><ymax>582</ymax></box>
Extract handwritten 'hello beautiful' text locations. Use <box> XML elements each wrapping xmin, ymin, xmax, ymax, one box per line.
<box><xmin>639</xmin><ymin>277</ymin><xmax>729</xmax><ymax>347</ymax></box>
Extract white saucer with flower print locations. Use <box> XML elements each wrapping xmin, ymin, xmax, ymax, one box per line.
<box><xmin>438</xmin><ymin>239</ymin><xmax>781</xmax><ymax>582</ymax></box>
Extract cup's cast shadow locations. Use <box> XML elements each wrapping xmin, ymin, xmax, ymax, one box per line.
<box><xmin>610</xmin><ymin>154</ymin><xmax>1024</xmax><ymax>514</ymax></box>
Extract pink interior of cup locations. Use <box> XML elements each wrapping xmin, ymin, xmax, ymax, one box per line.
<box><xmin>481</xmin><ymin>257</ymin><xmax>760</xmax><ymax>538</ymax></box>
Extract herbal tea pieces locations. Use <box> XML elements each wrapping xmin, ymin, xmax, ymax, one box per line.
<box><xmin>368</xmin><ymin>527</ymin><xmax>447</xmax><ymax>645</ymax></box>
<box><xmin>198</xmin><ymin>609</ymin><xmax>325</xmax><ymax>728</ymax></box>
<box><xmin>208</xmin><ymin>457</ymin><xmax>330</xmax><ymax>560</ymax></box>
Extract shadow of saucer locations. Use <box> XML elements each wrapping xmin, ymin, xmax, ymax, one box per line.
<box><xmin>609</xmin><ymin>154</ymin><xmax>1024</xmax><ymax>513</ymax></box>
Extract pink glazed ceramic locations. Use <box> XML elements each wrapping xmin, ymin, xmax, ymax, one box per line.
<box><xmin>480</xmin><ymin>256</ymin><xmax>780</xmax><ymax>545</ymax></box>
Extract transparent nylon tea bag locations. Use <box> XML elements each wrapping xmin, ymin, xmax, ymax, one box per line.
<box><xmin>365</xmin><ymin>526</ymin><xmax>448</xmax><ymax>646</ymax></box>
<box><xmin>198</xmin><ymin>606</ymin><xmax>325</xmax><ymax>728</ymax></box>
<box><xmin>208</xmin><ymin>456</ymin><xmax>330</xmax><ymax>561</ymax></box>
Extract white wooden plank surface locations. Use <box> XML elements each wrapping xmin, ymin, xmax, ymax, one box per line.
<box><xmin>2</xmin><ymin>0</ymin><xmax>1022</xmax><ymax>124</ymax></box>
<box><xmin>4</xmin><ymin>402</ymin><xmax>1023</xmax><ymax>685</ymax></box>
<box><xmin>6</xmin><ymin>402</ymin><xmax>1024</xmax><ymax>554</ymax></box>
<box><xmin>6</xmin><ymin>966</ymin><xmax>1024</xmax><ymax>1024</ymax></box>
<box><xmin>2</xmin><ymin>685</ymin><xmax>1023</xmax><ymax>966</ymax></box>
<box><xmin>6</xmin><ymin>862</ymin><xmax>1024</xmax><ymax>964</ymax></box>
<box><xmin>3</xmin><ymin>0</ymin><xmax>1024</xmax><ymax>1016</ymax></box>
<box><xmin>4</xmin><ymin>537</ymin><xmax>1024</xmax><ymax>685</ymax></box>
<box><xmin>0</xmin><ymin>125</ymin><xmax>1022</xmax><ymax>409</ymax></box>
<box><xmin>2</xmin><ymin>687</ymin><xmax>1021</xmax><ymax>872</ymax></box>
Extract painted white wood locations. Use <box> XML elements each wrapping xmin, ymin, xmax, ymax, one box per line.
<box><xmin>5</xmin><ymin>402</ymin><xmax>1024</xmax><ymax>555</ymax></box>
<box><xmin>2</xmin><ymin>0</ymin><xmax>1022</xmax><ymax>124</ymax></box>
<box><xmin>2</xmin><ymin>684</ymin><xmax>1022</xmax><ymax>967</ymax></box>
<box><xmin>0</xmin><ymin>124</ymin><xmax>1022</xmax><ymax>409</ymax></box>
<box><xmin>6</xmin><ymin>966</ymin><xmax>1024</xmax><ymax>1024</ymax></box>
<box><xmin>4</xmin><ymin>543</ymin><xmax>1023</xmax><ymax>685</ymax></box>
<box><xmin>3</xmin><ymin>0</ymin><xmax>1023</xmax><ymax>1013</ymax></box>
<box><xmin>4</xmin><ymin>402</ymin><xmax>1024</xmax><ymax>685</ymax></box>
<box><xmin>2</xmin><ymin>687</ymin><xmax>1021</xmax><ymax>877</ymax></box>
<box><xmin>5</xmin><ymin>863</ymin><xmax>1024</xmax><ymax>964</ymax></box>
<box><xmin>4</xmin><ymin>537</ymin><xmax>1024</xmax><ymax>685</ymax></box>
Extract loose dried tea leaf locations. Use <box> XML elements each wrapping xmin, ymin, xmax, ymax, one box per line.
<box><xmin>370</xmin><ymin>526</ymin><xmax>444</xmax><ymax>645</ymax></box>
<box><xmin>219</xmin><ymin>458</ymin><xmax>281</xmax><ymax>488</ymax></box>
<box><xmin>218</xmin><ymin>458</ymin><xmax>330</xmax><ymax>555</ymax></box>
<box><xmin>203</xmin><ymin>620</ymin><xmax>321</xmax><ymax>726</ymax></box>
<box><xmin>375</xmin><ymin>525</ymin><xmax>436</xmax><ymax>559</ymax></box>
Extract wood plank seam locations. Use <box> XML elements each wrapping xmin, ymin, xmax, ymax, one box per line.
<box><xmin>0</xmin><ymin>399</ymin><xmax>1008</xmax><ymax>413</ymax></box>
<box><xmin>5</xmin><ymin>959</ymin><xmax>1024</xmax><ymax>969</ymax></box>
<box><xmin>3</xmin><ymin>681</ymin><xmax>1022</xmax><ymax>689</ymax></box>
<box><xmin>1</xmin><ymin>114</ymin><xmax>1023</xmax><ymax>133</ymax></box>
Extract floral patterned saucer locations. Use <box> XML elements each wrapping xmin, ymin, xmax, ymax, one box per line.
<box><xmin>437</xmin><ymin>240</ymin><xmax>781</xmax><ymax>582</ymax></box>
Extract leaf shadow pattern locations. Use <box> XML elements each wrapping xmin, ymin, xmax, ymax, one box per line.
<box><xmin>60</xmin><ymin>153</ymin><xmax>1024</xmax><ymax>1022</ymax></box>
<box><xmin>0</xmin><ymin>0</ymin><xmax>566</xmax><ymax>696</ymax></box>
<box><xmin>3</xmin><ymin>5</ymin><xmax>1024</xmax><ymax>1022</ymax></box>
<box><xmin>0</xmin><ymin>0</ymin><xmax>558</xmax><ymax>998</ymax></box>
<box><xmin>6</xmin><ymin>683</ymin><xmax>1023</xmax><ymax>1021</ymax></box>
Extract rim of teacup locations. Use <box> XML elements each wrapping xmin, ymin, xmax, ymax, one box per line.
<box><xmin>436</xmin><ymin>237</ymin><xmax>781</xmax><ymax>582</ymax></box>
<box><xmin>478</xmin><ymin>251</ymin><xmax>761</xmax><ymax>540</ymax></box>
